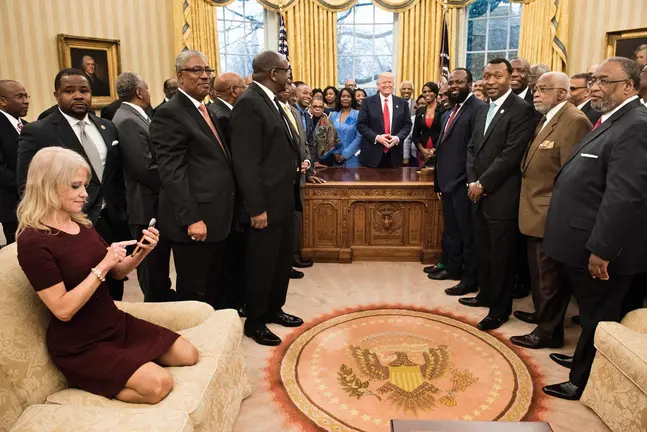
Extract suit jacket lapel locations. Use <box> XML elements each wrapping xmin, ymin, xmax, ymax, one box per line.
<box><xmin>522</xmin><ymin>104</ymin><xmax>570</xmax><ymax>171</ymax></box>
<box><xmin>480</xmin><ymin>96</ymin><xmax>512</xmax><ymax>148</ymax></box>
<box><xmin>179</xmin><ymin>92</ymin><xmax>230</xmax><ymax>161</ymax></box>
<box><xmin>0</xmin><ymin>113</ymin><xmax>19</xmax><ymax>139</ymax></box>
<box><xmin>89</xmin><ymin>114</ymin><xmax>114</xmax><ymax>183</ymax></box>
<box><xmin>374</xmin><ymin>96</ymin><xmax>385</xmax><ymax>133</ymax></box>
<box><xmin>250</xmin><ymin>83</ymin><xmax>298</xmax><ymax>151</ymax></box>
<box><xmin>50</xmin><ymin>110</ymin><xmax>101</xmax><ymax>185</ymax></box>
<box><xmin>441</xmin><ymin>96</ymin><xmax>472</xmax><ymax>143</ymax></box>
<box><xmin>121</xmin><ymin>103</ymin><xmax>151</xmax><ymax>127</ymax></box>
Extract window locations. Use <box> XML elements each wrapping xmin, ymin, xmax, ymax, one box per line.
<box><xmin>337</xmin><ymin>4</ymin><xmax>394</xmax><ymax>95</ymax></box>
<box><xmin>465</xmin><ymin>0</ymin><xmax>520</xmax><ymax>80</ymax></box>
<box><xmin>217</xmin><ymin>0</ymin><xmax>265</xmax><ymax>77</ymax></box>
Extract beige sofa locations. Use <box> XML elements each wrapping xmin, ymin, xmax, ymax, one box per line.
<box><xmin>581</xmin><ymin>309</ymin><xmax>647</xmax><ymax>432</ymax></box>
<box><xmin>0</xmin><ymin>243</ymin><xmax>251</xmax><ymax>432</ymax></box>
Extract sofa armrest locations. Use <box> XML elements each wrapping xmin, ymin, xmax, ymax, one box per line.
<box><xmin>594</xmin><ymin>321</ymin><xmax>647</xmax><ymax>394</ymax></box>
<box><xmin>10</xmin><ymin>405</ymin><xmax>193</xmax><ymax>432</ymax></box>
<box><xmin>620</xmin><ymin>308</ymin><xmax>647</xmax><ymax>333</ymax></box>
<box><xmin>114</xmin><ymin>301</ymin><xmax>214</xmax><ymax>332</ymax></box>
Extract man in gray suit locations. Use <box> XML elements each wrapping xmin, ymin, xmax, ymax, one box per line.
<box><xmin>112</xmin><ymin>72</ymin><xmax>174</xmax><ymax>302</ymax></box>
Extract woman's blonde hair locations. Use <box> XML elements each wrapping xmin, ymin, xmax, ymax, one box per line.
<box><xmin>17</xmin><ymin>147</ymin><xmax>93</xmax><ymax>236</ymax></box>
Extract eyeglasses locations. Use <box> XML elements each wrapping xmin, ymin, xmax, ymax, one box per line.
<box><xmin>569</xmin><ymin>86</ymin><xmax>587</xmax><ymax>91</ymax></box>
<box><xmin>534</xmin><ymin>86</ymin><xmax>567</xmax><ymax>93</ymax></box>
<box><xmin>180</xmin><ymin>67</ymin><xmax>215</xmax><ymax>76</ymax></box>
<box><xmin>272</xmin><ymin>67</ymin><xmax>291</xmax><ymax>73</ymax></box>
<box><xmin>587</xmin><ymin>78</ymin><xmax>628</xmax><ymax>88</ymax></box>
<box><xmin>230</xmin><ymin>85</ymin><xmax>247</xmax><ymax>91</ymax></box>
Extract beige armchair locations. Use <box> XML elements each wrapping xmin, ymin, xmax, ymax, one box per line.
<box><xmin>0</xmin><ymin>244</ymin><xmax>250</xmax><ymax>432</ymax></box>
<box><xmin>581</xmin><ymin>309</ymin><xmax>647</xmax><ymax>432</ymax></box>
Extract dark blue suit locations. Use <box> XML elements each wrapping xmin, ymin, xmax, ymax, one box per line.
<box><xmin>356</xmin><ymin>94</ymin><xmax>412</xmax><ymax>168</ymax></box>
<box><xmin>434</xmin><ymin>94</ymin><xmax>487</xmax><ymax>285</ymax></box>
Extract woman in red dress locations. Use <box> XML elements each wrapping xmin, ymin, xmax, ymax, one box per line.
<box><xmin>411</xmin><ymin>81</ymin><xmax>443</xmax><ymax>167</ymax></box>
<box><xmin>16</xmin><ymin>147</ymin><xmax>199</xmax><ymax>404</ymax></box>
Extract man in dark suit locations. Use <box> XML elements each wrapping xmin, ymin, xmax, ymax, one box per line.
<box><xmin>0</xmin><ymin>80</ymin><xmax>29</xmax><ymax>245</ymax></box>
<box><xmin>152</xmin><ymin>78</ymin><xmax>179</xmax><ymax>114</ymax></box>
<box><xmin>17</xmin><ymin>68</ymin><xmax>129</xmax><ymax>299</ymax></box>
<box><xmin>510</xmin><ymin>72</ymin><xmax>592</xmax><ymax>350</ymax></box>
<box><xmin>37</xmin><ymin>104</ymin><xmax>58</xmax><ymax>120</ymax></box>
<box><xmin>357</xmin><ymin>72</ymin><xmax>412</xmax><ymax>168</ymax></box>
<box><xmin>435</xmin><ymin>68</ymin><xmax>486</xmax><ymax>297</ymax></box>
<box><xmin>81</xmin><ymin>55</ymin><xmax>111</xmax><ymax>97</ymax></box>
<box><xmin>230</xmin><ymin>50</ymin><xmax>304</xmax><ymax>346</ymax></box>
<box><xmin>112</xmin><ymin>72</ymin><xmax>174</xmax><ymax>302</ymax></box>
<box><xmin>208</xmin><ymin>72</ymin><xmax>245</xmax><ymax>138</ymax></box>
<box><xmin>570</xmin><ymin>73</ymin><xmax>603</xmax><ymax>124</ymax></box>
<box><xmin>150</xmin><ymin>50</ymin><xmax>234</xmax><ymax>307</ymax></box>
<box><xmin>461</xmin><ymin>58</ymin><xmax>536</xmax><ymax>331</ymax></box>
<box><xmin>542</xmin><ymin>57</ymin><xmax>647</xmax><ymax>400</ymax></box>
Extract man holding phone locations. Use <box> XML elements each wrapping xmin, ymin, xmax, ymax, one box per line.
<box><xmin>356</xmin><ymin>72</ymin><xmax>412</xmax><ymax>168</ymax></box>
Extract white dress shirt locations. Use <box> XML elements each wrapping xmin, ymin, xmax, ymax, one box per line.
<box><xmin>518</xmin><ymin>86</ymin><xmax>529</xmax><ymax>101</ymax></box>
<box><xmin>600</xmin><ymin>95</ymin><xmax>640</xmax><ymax>124</ymax></box>
<box><xmin>444</xmin><ymin>93</ymin><xmax>473</xmax><ymax>133</ymax></box>
<box><xmin>489</xmin><ymin>88</ymin><xmax>513</xmax><ymax>112</ymax></box>
<box><xmin>122</xmin><ymin>102</ymin><xmax>150</xmax><ymax>122</ymax></box>
<box><xmin>178</xmin><ymin>88</ymin><xmax>202</xmax><ymax>111</ymax></box>
<box><xmin>577</xmin><ymin>99</ymin><xmax>591</xmax><ymax>110</ymax></box>
<box><xmin>216</xmin><ymin>97</ymin><xmax>233</xmax><ymax>110</ymax></box>
<box><xmin>538</xmin><ymin>100</ymin><xmax>568</xmax><ymax>134</ymax></box>
<box><xmin>0</xmin><ymin>109</ymin><xmax>21</xmax><ymax>133</ymax></box>
<box><xmin>379</xmin><ymin>93</ymin><xmax>394</xmax><ymax>134</ymax></box>
<box><xmin>58</xmin><ymin>108</ymin><xmax>107</xmax><ymax>168</ymax></box>
<box><xmin>254</xmin><ymin>81</ymin><xmax>277</xmax><ymax>111</ymax></box>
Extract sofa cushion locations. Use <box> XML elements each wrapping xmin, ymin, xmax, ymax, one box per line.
<box><xmin>114</xmin><ymin>301</ymin><xmax>215</xmax><ymax>332</ymax></box>
<box><xmin>594</xmin><ymin>321</ymin><xmax>647</xmax><ymax>394</ymax></box>
<box><xmin>47</xmin><ymin>309</ymin><xmax>251</xmax><ymax>432</ymax></box>
<box><xmin>0</xmin><ymin>368</ymin><xmax>24</xmax><ymax>431</ymax></box>
<box><xmin>10</xmin><ymin>404</ymin><xmax>193</xmax><ymax>432</ymax></box>
<box><xmin>0</xmin><ymin>245</ymin><xmax>66</xmax><ymax>409</ymax></box>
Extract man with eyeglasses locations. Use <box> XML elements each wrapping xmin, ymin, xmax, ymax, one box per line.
<box><xmin>542</xmin><ymin>57</ymin><xmax>647</xmax><ymax>401</ymax></box>
<box><xmin>151</xmin><ymin>50</ymin><xmax>234</xmax><ymax>309</ymax></box>
<box><xmin>569</xmin><ymin>73</ymin><xmax>602</xmax><ymax>124</ymax></box>
<box><xmin>509</xmin><ymin>72</ymin><xmax>591</xmax><ymax>351</ymax></box>
<box><xmin>230</xmin><ymin>50</ymin><xmax>304</xmax><ymax>346</ymax></box>
<box><xmin>0</xmin><ymin>80</ymin><xmax>29</xmax><ymax>245</ymax></box>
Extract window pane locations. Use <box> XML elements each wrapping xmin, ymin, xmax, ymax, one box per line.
<box><xmin>510</xmin><ymin>2</ymin><xmax>521</xmax><ymax>16</ymax></box>
<box><xmin>338</xmin><ymin>56</ymin><xmax>354</xmax><ymax>86</ymax></box>
<box><xmin>218</xmin><ymin>0</ymin><xmax>264</xmax><ymax>76</ymax></box>
<box><xmin>467</xmin><ymin>19</ymin><xmax>486</xmax><ymax>51</ymax></box>
<box><xmin>338</xmin><ymin>8</ymin><xmax>354</xmax><ymax>25</ymax></box>
<box><xmin>374</xmin><ymin>6</ymin><xmax>393</xmax><ymax>24</ymax></box>
<box><xmin>246</xmin><ymin>22</ymin><xmax>264</xmax><ymax>55</ymax></box>
<box><xmin>374</xmin><ymin>25</ymin><xmax>393</xmax><ymax>56</ymax></box>
<box><xmin>508</xmin><ymin>50</ymin><xmax>518</xmax><ymax>59</ymax></box>
<box><xmin>486</xmin><ymin>51</ymin><xmax>507</xmax><ymax>62</ymax></box>
<box><xmin>467</xmin><ymin>53</ymin><xmax>485</xmax><ymax>80</ymax></box>
<box><xmin>489</xmin><ymin>0</ymin><xmax>510</xmax><ymax>18</ymax></box>
<box><xmin>338</xmin><ymin>27</ymin><xmax>354</xmax><ymax>55</ymax></box>
<box><xmin>353</xmin><ymin>26</ymin><xmax>374</xmax><ymax>55</ymax></box>
<box><xmin>487</xmin><ymin>18</ymin><xmax>508</xmax><ymax>51</ymax></box>
<box><xmin>509</xmin><ymin>16</ymin><xmax>520</xmax><ymax>50</ymax></box>
<box><xmin>469</xmin><ymin>0</ymin><xmax>489</xmax><ymax>19</ymax></box>
<box><xmin>355</xmin><ymin>5</ymin><xmax>376</xmax><ymax>24</ymax></box>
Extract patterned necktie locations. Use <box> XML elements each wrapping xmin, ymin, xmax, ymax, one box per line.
<box><xmin>383</xmin><ymin>98</ymin><xmax>390</xmax><ymax>153</ymax></box>
<box><xmin>198</xmin><ymin>104</ymin><xmax>229</xmax><ymax>160</ymax></box>
<box><xmin>444</xmin><ymin>104</ymin><xmax>460</xmax><ymax>133</ymax></box>
<box><xmin>77</xmin><ymin>120</ymin><xmax>104</xmax><ymax>182</ymax></box>
<box><xmin>17</xmin><ymin>119</ymin><xmax>23</xmax><ymax>135</ymax></box>
<box><xmin>282</xmin><ymin>104</ymin><xmax>300</xmax><ymax>136</ymax></box>
<box><xmin>592</xmin><ymin>117</ymin><xmax>602</xmax><ymax>130</ymax></box>
<box><xmin>483</xmin><ymin>103</ymin><xmax>498</xmax><ymax>135</ymax></box>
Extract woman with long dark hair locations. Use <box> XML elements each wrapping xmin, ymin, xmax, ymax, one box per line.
<box><xmin>354</xmin><ymin>88</ymin><xmax>367</xmax><ymax>108</ymax></box>
<box><xmin>322</xmin><ymin>86</ymin><xmax>339</xmax><ymax>114</ymax></box>
<box><xmin>329</xmin><ymin>88</ymin><xmax>362</xmax><ymax>167</ymax></box>
<box><xmin>412</xmin><ymin>81</ymin><xmax>443</xmax><ymax>167</ymax></box>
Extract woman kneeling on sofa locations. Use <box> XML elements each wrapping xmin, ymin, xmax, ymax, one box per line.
<box><xmin>16</xmin><ymin>147</ymin><xmax>199</xmax><ymax>404</ymax></box>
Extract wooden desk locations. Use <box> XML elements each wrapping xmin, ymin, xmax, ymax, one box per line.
<box><xmin>302</xmin><ymin>167</ymin><xmax>442</xmax><ymax>263</ymax></box>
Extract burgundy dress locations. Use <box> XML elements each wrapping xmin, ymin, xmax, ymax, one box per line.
<box><xmin>17</xmin><ymin>224</ymin><xmax>180</xmax><ymax>399</ymax></box>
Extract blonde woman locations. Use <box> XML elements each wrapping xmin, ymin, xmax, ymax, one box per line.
<box><xmin>16</xmin><ymin>147</ymin><xmax>198</xmax><ymax>404</ymax></box>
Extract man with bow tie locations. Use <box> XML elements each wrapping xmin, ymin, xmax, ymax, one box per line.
<box><xmin>0</xmin><ymin>80</ymin><xmax>29</xmax><ymax>245</ymax></box>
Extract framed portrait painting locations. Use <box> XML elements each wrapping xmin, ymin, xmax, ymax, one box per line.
<box><xmin>606</xmin><ymin>27</ymin><xmax>647</xmax><ymax>62</ymax></box>
<box><xmin>57</xmin><ymin>34</ymin><xmax>121</xmax><ymax>109</ymax></box>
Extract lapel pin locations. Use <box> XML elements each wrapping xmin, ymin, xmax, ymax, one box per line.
<box><xmin>500</xmin><ymin>110</ymin><xmax>505</xmax><ymax>114</ymax></box>
<box><xmin>100</xmin><ymin>125</ymin><xmax>106</xmax><ymax>130</ymax></box>
<box><xmin>396</xmin><ymin>105</ymin><xmax>399</xmax><ymax>108</ymax></box>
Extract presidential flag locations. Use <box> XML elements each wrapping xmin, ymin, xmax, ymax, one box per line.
<box><xmin>439</xmin><ymin>10</ymin><xmax>450</xmax><ymax>85</ymax></box>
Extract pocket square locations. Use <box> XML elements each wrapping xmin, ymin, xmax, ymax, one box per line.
<box><xmin>581</xmin><ymin>153</ymin><xmax>598</xmax><ymax>159</ymax></box>
<box><xmin>111</xmin><ymin>140</ymin><xmax>119</xmax><ymax>146</ymax></box>
<box><xmin>538</xmin><ymin>141</ymin><xmax>554</xmax><ymax>149</ymax></box>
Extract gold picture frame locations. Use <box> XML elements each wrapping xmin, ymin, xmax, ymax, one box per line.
<box><xmin>606</xmin><ymin>27</ymin><xmax>647</xmax><ymax>61</ymax></box>
<box><xmin>57</xmin><ymin>34</ymin><xmax>121</xmax><ymax>109</ymax></box>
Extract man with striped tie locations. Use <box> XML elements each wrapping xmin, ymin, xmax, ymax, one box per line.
<box><xmin>0</xmin><ymin>80</ymin><xmax>29</xmax><ymax>245</ymax></box>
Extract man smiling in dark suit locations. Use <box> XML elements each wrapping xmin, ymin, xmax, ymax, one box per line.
<box><xmin>356</xmin><ymin>72</ymin><xmax>412</xmax><ymax>168</ymax></box>
<box><xmin>461</xmin><ymin>58</ymin><xmax>536</xmax><ymax>331</ymax></box>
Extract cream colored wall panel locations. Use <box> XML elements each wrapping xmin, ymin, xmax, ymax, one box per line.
<box><xmin>0</xmin><ymin>0</ymin><xmax>175</xmax><ymax>121</ymax></box>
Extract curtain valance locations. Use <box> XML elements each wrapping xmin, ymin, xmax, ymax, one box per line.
<box><xmin>202</xmin><ymin>0</ymin><xmax>474</xmax><ymax>14</ymax></box>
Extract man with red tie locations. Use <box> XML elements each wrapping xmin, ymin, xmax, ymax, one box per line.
<box><xmin>151</xmin><ymin>50</ymin><xmax>235</xmax><ymax>307</ymax></box>
<box><xmin>0</xmin><ymin>80</ymin><xmax>29</xmax><ymax>245</ymax></box>
<box><xmin>357</xmin><ymin>72</ymin><xmax>412</xmax><ymax>168</ymax></box>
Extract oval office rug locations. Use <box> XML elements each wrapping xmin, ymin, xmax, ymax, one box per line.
<box><xmin>267</xmin><ymin>306</ymin><xmax>542</xmax><ymax>432</ymax></box>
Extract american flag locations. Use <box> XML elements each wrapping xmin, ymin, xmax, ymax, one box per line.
<box><xmin>278</xmin><ymin>13</ymin><xmax>289</xmax><ymax>61</ymax></box>
<box><xmin>439</xmin><ymin>10</ymin><xmax>450</xmax><ymax>85</ymax></box>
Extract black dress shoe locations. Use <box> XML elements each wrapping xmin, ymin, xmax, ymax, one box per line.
<box><xmin>459</xmin><ymin>297</ymin><xmax>488</xmax><ymax>307</ymax></box>
<box><xmin>549</xmin><ymin>353</ymin><xmax>573</xmax><ymax>369</ymax></box>
<box><xmin>445</xmin><ymin>283</ymin><xmax>478</xmax><ymax>296</ymax></box>
<box><xmin>510</xmin><ymin>333</ymin><xmax>563</xmax><ymax>349</ymax></box>
<box><xmin>513</xmin><ymin>311</ymin><xmax>537</xmax><ymax>324</ymax></box>
<box><xmin>571</xmin><ymin>315</ymin><xmax>581</xmax><ymax>325</ymax></box>
<box><xmin>477</xmin><ymin>316</ymin><xmax>509</xmax><ymax>331</ymax></box>
<box><xmin>267</xmin><ymin>311</ymin><xmax>304</xmax><ymax>327</ymax></box>
<box><xmin>512</xmin><ymin>284</ymin><xmax>530</xmax><ymax>299</ymax></box>
<box><xmin>423</xmin><ymin>264</ymin><xmax>443</xmax><ymax>274</ymax></box>
<box><xmin>428</xmin><ymin>269</ymin><xmax>461</xmax><ymax>281</ymax></box>
<box><xmin>293</xmin><ymin>256</ymin><xmax>313</xmax><ymax>268</ymax></box>
<box><xmin>542</xmin><ymin>381</ymin><xmax>582</xmax><ymax>400</ymax></box>
<box><xmin>244</xmin><ymin>326</ymin><xmax>282</xmax><ymax>346</ymax></box>
<box><xmin>290</xmin><ymin>268</ymin><xmax>304</xmax><ymax>279</ymax></box>
<box><xmin>237</xmin><ymin>305</ymin><xmax>247</xmax><ymax>318</ymax></box>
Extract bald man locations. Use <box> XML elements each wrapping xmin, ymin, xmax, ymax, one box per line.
<box><xmin>510</xmin><ymin>72</ymin><xmax>592</xmax><ymax>350</ymax></box>
<box><xmin>587</xmin><ymin>64</ymin><xmax>599</xmax><ymax>75</ymax></box>
<box><xmin>0</xmin><ymin>80</ymin><xmax>29</xmax><ymax>244</ymax></box>
<box><xmin>208</xmin><ymin>72</ymin><xmax>246</xmax><ymax>137</ymax></box>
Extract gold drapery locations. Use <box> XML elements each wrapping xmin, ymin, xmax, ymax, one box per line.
<box><xmin>258</xmin><ymin>0</ymin><xmax>472</xmax><ymax>12</ymax></box>
<box><xmin>397</xmin><ymin>1</ymin><xmax>458</xmax><ymax>94</ymax></box>
<box><xmin>173</xmin><ymin>0</ymin><xmax>221</xmax><ymax>73</ymax></box>
<box><xmin>518</xmin><ymin>0</ymin><xmax>569</xmax><ymax>71</ymax></box>
<box><xmin>284</xmin><ymin>0</ymin><xmax>338</xmax><ymax>89</ymax></box>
